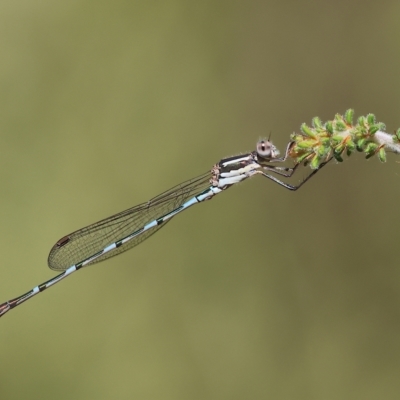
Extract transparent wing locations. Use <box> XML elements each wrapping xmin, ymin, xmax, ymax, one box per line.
<box><xmin>48</xmin><ymin>172</ymin><xmax>211</xmax><ymax>271</ymax></box>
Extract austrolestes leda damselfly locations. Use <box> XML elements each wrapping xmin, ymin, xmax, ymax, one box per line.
<box><xmin>0</xmin><ymin>140</ymin><xmax>327</xmax><ymax>318</ymax></box>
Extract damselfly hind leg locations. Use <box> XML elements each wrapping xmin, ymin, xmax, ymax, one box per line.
<box><xmin>258</xmin><ymin>157</ymin><xmax>333</xmax><ymax>191</ymax></box>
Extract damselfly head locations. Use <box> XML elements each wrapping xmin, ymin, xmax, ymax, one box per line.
<box><xmin>256</xmin><ymin>139</ymin><xmax>280</xmax><ymax>160</ymax></box>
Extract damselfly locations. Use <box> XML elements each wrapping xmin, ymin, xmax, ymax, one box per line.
<box><xmin>0</xmin><ymin>140</ymin><xmax>327</xmax><ymax>318</ymax></box>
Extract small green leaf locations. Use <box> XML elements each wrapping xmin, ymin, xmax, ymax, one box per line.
<box><xmin>365</xmin><ymin>143</ymin><xmax>378</xmax><ymax>159</ymax></box>
<box><xmin>335</xmin><ymin>143</ymin><xmax>344</xmax><ymax>154</ymax></box>
<box><xmin>334</xmin><ymin>113</ymin><xmax>343</xmax><ymax>122</ymax></box>
<box><xmin>335</xmin><ymin>120</ymin><xmax>346</xmax><ymax>131</ymax></box>
<box><xmin>367</xmin><ymin>113</ymin><xmax>376</xmax><ymax>125</ymax></box>
<box><xmin>300</xmin><ymin>123</ymin><xmax>317</xmax><ymax>139</ymax></box>
<box><xmin>378</xmin><ymin>147</ymin><xmax>387</xmax><ymax>162</ymax></box>
<box><xmin>346</xmin><ymin>140</ymin><xmax>356</xmax><ymax>151</ymax></box>
<box><xmin>357</xmin><ymin>116</ymin><xmax>366</xmax><ymax>126</ymax></box>
<box><xmin>396</xmin><ymin>128</ymin><xmax>400</xmax><ymax>140</ymax></box>
<box><xmin>365</xmin><ymin>142</ymin><xmax>378</xmax><ymax>154</ymax></box>
<box><xmin>296</xmin><ymin>152</ymin><xmax>312</xmax><ymax>163</ymax></box>
<box><xmin>310</xmin><ymin>155</ymin><xmax>321</xmax><ymax>169</ymax></box>
<box><xmin>369</xmin><ymin>125</ymin><xmax>379</xmax><ymax>135</ymax></box>
<box><xmin>358</xmin><ymin>139</ymin><xmax>368</xmax><ymax>148</ymax></box>
<box><xmin>317</xmin><ymin>145</ymin><xmax>328</xmax><ymax>157</ymax></box>
<box><xmin>357</xmin><ymin>126</ymin><xmax>368</xmax><ymax>136</ymax></box>
<box><xmin>312</xmin><ymin>116</ymin><xmax>322</xmax><ymax>129</ymax></box>
<box><xmin>376</xmin><ymin>122</ymin><xmax>386</xmax><ymax>131</ymax></box>
<box><xmin>356</xmin><ymin>139</ymin><xmax>367</xmax><ymax>151</ymax></box>
<box><xmin>291</xmin><ymin>134</ymin><xmax>304</xmax><ymax>143</ymax></box>
<box><xmin>344</xmin><ymin>109</ymin><xmax>354</xmax><ymax>125</ymax></box>
<box><xmin>352</xmin><ymin>127</ymin><xmax>363</xmax><ymax>139</ymax></box>
<box><xmin>334</xmin><ymin>153</ymin><xmax>343</xmax><ymax>162</ymax></box>
<box><xmin>297</xmin><ymin>140</ymin><xmax>317</xmax><ymax>149</ymax></box>
<box><xmin>331</xmin><ymin>134</ymin><xmax>344</xmax><ymax>144</ymax></box>
<box><xmin>326</xmin><ymin>121</ymin><xmax>334</xmax><ymax>134</ymax></box>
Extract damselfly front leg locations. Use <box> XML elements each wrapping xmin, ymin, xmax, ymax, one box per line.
<box><xmin>253</xmin><ymin>139</ymin><xmax>332</xmax><ymax>191</ymax></box>
<box><xmin>255</xmin><ymin>140</ymin><xmax>298</xmax><ymax>177</ymax></box>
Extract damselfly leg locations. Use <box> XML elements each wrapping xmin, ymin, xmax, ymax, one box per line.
<box><xmin>254</xmin><ymin>140</ymin><xmax>332</xmax><ymax>191</ymax></box>
<box><xmin>258</xmin><ymin>158</ymin><xmax>332</xmax><ymax>191</ymax></box>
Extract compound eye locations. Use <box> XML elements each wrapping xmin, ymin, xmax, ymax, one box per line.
<box><xmin>256</xmin><ymin>140</ymin><xmax>280</xmax><ymax>159</ymax></box>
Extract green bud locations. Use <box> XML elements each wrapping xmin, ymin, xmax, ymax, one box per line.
<box><xmin>356</xmin><ymin>138</ymin><xmax>365</xmax><ymax>151</ymax></box>
<box><xmin>335</xmin><ymin>120</ymin><xmax>346</xmax><ymax>131</ymax></box>
<box><xmin>351</xmin><ymin>129</ymin><xmax>363</xmax><ymax>140</ymax></box>
<box><xmin>291</xmin><ymin>134</ymin><xmax>304</xmax><ymax>143</ymax></box>
<box><xmin>358</xmin><ymin>126</ymin><xmax>368</xmax><ymax>136</ymax></box>
<box><xmin>335</xmin><ymin>143</ymin><xmax>344</xmax><ymax>154</ymax></box>
<box><xmin>312</xmin><ymin>116</ymin><xmax>322</xmax><ymax>129</ymax></box>
<box><xmin>334</xmin><ymin>153</ymin><xmax>343</xmax><ymax>162</ymax></box>
<box><xmin>297</xmin><ymin>140</ymin><xmax>317</xmax><ymax>149</ymax></box>
<box><xmin>331</xmin><ymin>134</ymin><xmax>343</xmax><ymax>144</ymax></box>
<box><xmin>378</xmin><ymin>147</ymin><xmax>387</xmax><ymax>162</ymax></box>
<box><xmin>396</xmin><ymin>128</ymin><xmax>400</xmax><ymax>141</ymax></box>
<box><xmin>310</xmin><ymin>154</ymin><xmax>321</xmax><ymax>169</ymax></box>
<box><xmin>376</xmin><ymin>122</ymin><xmax>386</xmax><ymax>131</ymax></box>
<box><xmin>334</xmin><ymin>113</ymin><xmax>343</xmax><ymax>122</ymax></box>
<box><xmin>367</xmin><ymin>113</ymin><xmax>376</xmax><ymax>125</ymax></box>
<box><xmin>317</xmin><ymin>145</ymin><xmax>328</xmax><ymax>157</ymax></box>
<box><xmin>296</xmin><ymin>152</ymin><xmax>312</xmax><ymax>164</ymax></box>
<box><xmin>357</xmin><ymin>116</ymin><xmax>366</xmax><ymax>126</ymax></box>
<box><xmin>346</xmin><ymin>140</ymin><xmax>356</xmax><ymax>151</ymax></box>
<box><xmin>344</xmin><ymin>109</ymin><xmax>354</xmax><ymax>125</ymax></box>
<box><xmin>369</xmin><ymin>125</ymin><xmax>379</xmax><ymax>135</ymax></box>
<box><xmin>300</xmin><ymin>123</ymin><xmax>317</xmax><ymax>139</ymax></box>
<box><xmin>320</xmin><ymin>137</ymin><xmax>331</xmax><ymax>146</ymax></box>
<box><xmin>365</xmin><ymin>142</ymin><xmax>378</xmax><ymax>153</ymax></box>
<box><xmin>365</xmin><ymin>142</ymin><xmax>378</xmax><ymax>159</ymax></box>
<box><xmin>326</xmin><ymin>121</ymin><xmax>334</xmax><ymax>134</ymax></box>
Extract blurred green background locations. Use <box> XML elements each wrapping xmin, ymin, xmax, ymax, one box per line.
<box><xmin>1</xmin><ymin>1</ymin><xmax>400</xmax><ymax>399</ymax></box>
